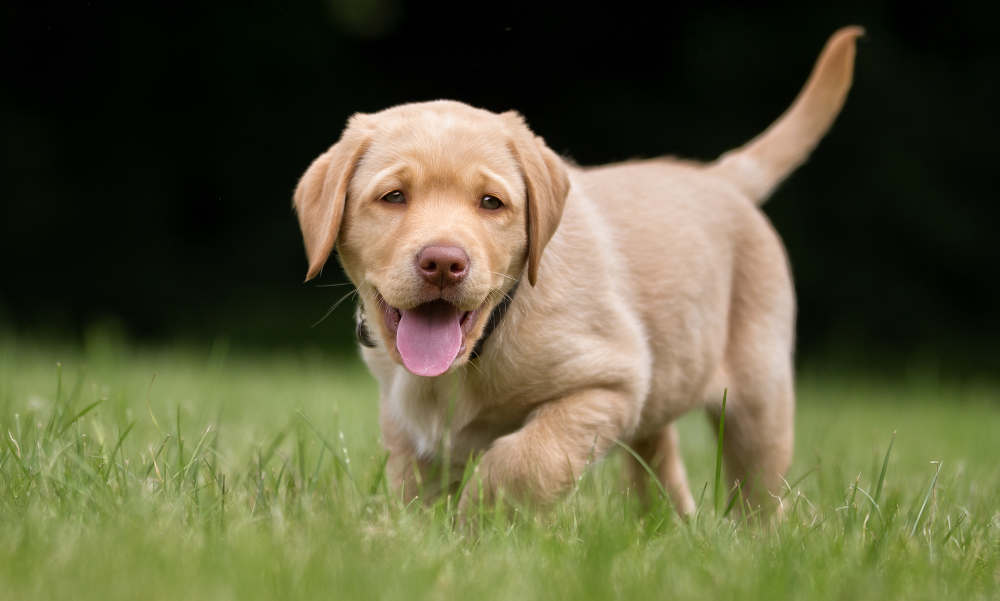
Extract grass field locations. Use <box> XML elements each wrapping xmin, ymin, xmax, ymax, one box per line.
<box><xmin>1</xmin><ymin>334</ymin><xmax>997</xmax><ymax>600</ymax></box>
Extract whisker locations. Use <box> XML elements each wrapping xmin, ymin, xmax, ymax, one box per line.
<box><xmin>465</xmin><ymin>346</ymin><xmax>486</xmax><ymax>376</ymax></box>
<box><xmin>465</xmin><ymin>355</ymin><xmax>486</xmax><ymax>377</ymax></box>
<box><xmin>488</xmin><ymin>287</ymin><xmax>513</xmax><ymax>304</ymax></box>
<box><xmin>311</xmin><ymin>289</ymin><xmax>359</xmax><ymax>328</ymax></box>
<box><xmin>490</xmin><ymin>271</ymin><xmax>518</xmax><ymax>283</ymax></box>
<box><xmin>313</xmin><ymin>282</ymin><xmax>355</xmax><ymax>288</ymax></box>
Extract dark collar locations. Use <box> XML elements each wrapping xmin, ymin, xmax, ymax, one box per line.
<box><xmin>355</xmin><ymin>281</ymin><xmax>520</xmax><ymax>362</ymax></box>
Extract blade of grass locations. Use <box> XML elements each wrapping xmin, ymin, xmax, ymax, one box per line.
<box><xmin>845</xmin><ymin>473</ymin><xmax>861</xmax><ymax>524</ymax></box>
<box><xmin>368</xmin><ymin>452</ymin><xmax>390</xmax><ymax>497</ymax></box>
<box><xmin>175</xmin><ymin>406</ymin><xmax>184</xmax><ymax>485</ymax></box>
<box><xmin>179</xmin><ymin>425</ymin><xmax>215</xmax><ymax>479</ymax></box>
<box><xmin>259</xmin><ymin>426</ymin><xmax>288</xmax><ymax>472</ymax></box>
<box><xmin>940</xmin><ymin>511</ymin><xmax>966</xmax><ymax>545</ymax></box>
<box><xmin>101</xmin><ymin>421</ymin><xmax>135</xmax><ymax>479</ymax></box>
<box><xmin>143</xmin><ymin>435</ymin><xmax>172</xmax><ymax>480</ymax></box>
<box><xmin>219</xmin><ymin>473</ymin><xmax>226</xmax><ymax>531</ymax></box>
<box><xmin>59</xmin><ymin>399</ymin><xmax>104</xmax><ymax>435</ymax></box>
<box><xmin>910</xmin><ymin>460</ymin><xmax>942</xmax><ymax>537</ymax></box>
<box><xmin>855</xmin><ymin>486</ymin><xmax>883</xmax><ymax>522</ymax></box>
<box><xmin>309</xmin><ymin>444</ymin><xmax>327</xmax><ymax>491</ymax></box>
<box><xmin>873</xmin><ymin>431</ymin><xmax>895</xmax><ymax>505</ymax></box>
<box><xmin>56</xmin><ymin>361</ymin><xmax>63</xmax><ymax>404</ymax></box>
<box><xmin>275</xmin><ymin>456</ymin><xmax>290</xmax><ymax>495</ymax></box>
<box><xmin>722</xmin><ymin>480</ymin><xmax>742</xmax><ymax>517</ymax></box>
<box><xmin>454</xmin><ymin>450</ymin><xmax>484</xmax><ymax>513</ymax></box>
<box><xmin>713</xmin><ymin>388</ymin><xmax>727</xmax><ymax>515</ymax></box>
<box><xmin>7</xmin><ymin>430</ymin><xmax>22</xmax><ymax>460</ymax></box>
<box><xmin>250</xmin><ymin>451</ymin><xmax>267</xmax><ymax>516</ymax></box>
<box><xmin>779</xmin><ymin>467</ymin><xmax>818</xmax><ymax>504</ymax></box>
<box><xmin>612</xmin><ymin>438</ymin><xmax>669</xmax><ymax>502</ymax></box>
<box><xmin>295</xmin><ymin>410</ymin><xmax>359</xmax><ymax>494</ymax></box>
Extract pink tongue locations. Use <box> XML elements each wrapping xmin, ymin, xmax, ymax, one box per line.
<box><xmin>396</xmin><ymin>301</ymin><xmax>463</xmax><ymax>377</ymax></box>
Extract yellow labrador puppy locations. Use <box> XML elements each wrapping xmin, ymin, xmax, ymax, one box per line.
<box><xmin>294</xmin><ymin>27</ymin><xmax>862</xmax><ymax>515</ymax></box>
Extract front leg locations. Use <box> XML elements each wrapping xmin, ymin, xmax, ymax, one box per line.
<box><xmin>458</xmin><ymin>387</ymin><xmax>638</xmax><ymax>514</ymax></box>
<box><xmin>381</xmin><ymin>411</ymin><xmax>437</xmax><ymax>503</ymax></box>
<box><xmin>385</xmin><ymin>445</ymin><xmax>436</xmax><ymax>503</ymax></box>
<box><xmin>382</xmin><ymin>414</ymin><xmax>463</xmax><ymax>503</ymax></box>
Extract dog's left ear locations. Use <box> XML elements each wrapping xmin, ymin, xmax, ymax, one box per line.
<box><xmin>503</xmin><ymin>112</ymin><xmax>571</xmax><ymax>286</ymax></box>
<box><xmin>294</xmin><ymin>115</ymin><xmax>371</xmax><ymax>282</ymax></box>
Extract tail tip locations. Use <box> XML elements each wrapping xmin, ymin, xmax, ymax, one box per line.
<box><xmin>834</xmin><ymin>25</ymin><xmax>866</xmax><ymax>43</ymax></box>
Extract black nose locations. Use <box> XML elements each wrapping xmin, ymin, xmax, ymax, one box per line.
<box><xmin>416</xmin><ymin>245</ymin><xmax>469</xmax><ymax>286</ymax></box>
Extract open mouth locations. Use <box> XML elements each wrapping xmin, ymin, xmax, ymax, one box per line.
<box><xmin>378</xmin><ymin>295</ymin><xmax>481</xmax><ymax>377</ymax></box>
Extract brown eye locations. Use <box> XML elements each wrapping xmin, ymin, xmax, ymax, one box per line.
<box><xmin>480</xmin><ymin>195</ymin><xmax>503</xmax><ymax>210</ymax></box>
<box><xmin>381</xmin><ymin>190</ymin><xmax>405</xmax><ymax>204</ymax></box>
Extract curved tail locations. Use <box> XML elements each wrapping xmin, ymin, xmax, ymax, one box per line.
<box><xmin>704</xmin><ymin>26</ymin><xmax>863</xmax><ymax>205</ymax></box>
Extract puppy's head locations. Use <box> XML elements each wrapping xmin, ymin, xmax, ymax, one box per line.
<box><xmin>294</xmin><ymin>101</ymin><xmax>569</xmax><ymax>377</ymax></box>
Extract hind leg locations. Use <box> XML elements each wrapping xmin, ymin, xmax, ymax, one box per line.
<box><xmin>708</xmin><ymin>226</ymin><xmax>797</xmax><ymax>515</ymax></box>
<box><xmin>626</xmin><ymin>423</ymin><xmax>696</xmax><ymax>517</ymax></box>
<box><xmin>706</xmin><ymin>361</ymin><xmax>794</xmax><ymax>515</ymax></box>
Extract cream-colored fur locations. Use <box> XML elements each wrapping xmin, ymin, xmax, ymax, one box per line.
<box><xmin>293</xmin><ymin>27</ymin><xmax>862</xmax><ymax>516</ymax></box>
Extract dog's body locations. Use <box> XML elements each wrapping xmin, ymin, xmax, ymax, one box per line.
<box><xmin>295</xmin><ymin>28</ymin><xmax>861</xmax><ymax>515</ymax></box>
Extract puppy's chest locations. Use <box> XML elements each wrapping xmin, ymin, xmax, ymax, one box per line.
<box><xmin>382</xmin><ymin>371</ymin><xmax>521</xmax><ymax>460</ymax></box>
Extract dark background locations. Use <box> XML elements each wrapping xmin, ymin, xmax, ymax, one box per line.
<box><xmin>3</xmin><ymin>0</ymin><xmax>998</xmax><ymax>371</ymax></box>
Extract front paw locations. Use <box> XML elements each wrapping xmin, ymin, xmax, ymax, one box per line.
<box><xmin>455</xmin><ymin>438</ymin><xmax>527</xmax><ymax>527</ymax></box>
<box><xmin>456</xmin><ymin>432</ymin><xmax>570</xmax><ymax>522</ymax></box>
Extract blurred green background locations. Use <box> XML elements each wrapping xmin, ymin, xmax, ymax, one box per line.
<box><xmin>2</xmin><ymin>0</ymin><xmax>997</xmax><ymax>372</ymax></box>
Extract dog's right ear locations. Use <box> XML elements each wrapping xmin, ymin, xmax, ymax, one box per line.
<box><xmin>502</xmin><ymin>111</ymin><xmax>570</xmax><ymax>286</ymax></box>
<box><xmin>294</xmin><ymin>115</ymin><xmax>371</xmax><ymax>282</ymax></box>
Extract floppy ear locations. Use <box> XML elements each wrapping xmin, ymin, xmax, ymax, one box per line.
<box><xmin>293</xmin><ymin>116</ymin><xmax>370</xmax><ymax>282</ymax></box>
<box><xmin>503</xmin><ymin>112</ymin><xmax>570</xmax><ymax>286</ymax></box>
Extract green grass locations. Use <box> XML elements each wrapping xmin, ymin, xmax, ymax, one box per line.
<box><xmin>1</xmin><ymin>334</ymin><xmax>998</xmax><ymax>600</ymax></box>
